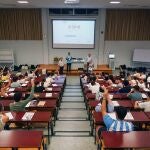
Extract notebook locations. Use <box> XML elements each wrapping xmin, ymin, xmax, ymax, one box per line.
<box><xmin>8</xmin><ymin>88</ymin><xmax>15</xmax><ymax>92</ymax></box>
<box><xmin>46</xmin><ymin>93</ymin><xmax>52</xmax><ymax>97</ymax></box>
<box><xmin>52</xmin><ymin>84</ymin><xmax>58</xmax><ymax>87</ymax></box>
<box><xmin>47</xmin><ymin>88</ymin><xmax>52</xmax><ymax>91</ymax></box>
<box><xmin>112</xmin><ymin>101</ymin><xmax>119</xmax><ymax>106</ymax></box>
<box><xmin>22</xmin><ymin>112</ymin><xmax>35</xmax><ymax>120</ymax></box>
<box><xmin>142</xmin><ymin>93</ymin><xmax>147</xmax><ymax>99</ymax></box>
<box><xmin>5</xmin><ymin>112</ymin><xmax>13</xmax><ymax>120</ymax></box>
<box><xmin>37</xmin><ymin>101</ymin><xmax>46</xmax><ymax>107</ymax></box>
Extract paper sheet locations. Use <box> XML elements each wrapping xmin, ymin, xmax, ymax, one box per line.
<box><xmin>21</xmin><ymin>83</ymin><xmax>27</xmax><ymax>87</ymax></box>
<box><xmin>109</xmin><ymin>94</ymin><xmax>113</xmax><ymax>100</ymax></box>
<box><xmin>37</xmin><ymin>101</ymin><xmax>46</xmax><ymax>107</ymax></box>
<box><xmin>143</xmin><ymin>88</ymin><xmax>150</xmax><ymax>92</ymax></box>
<box><xmin>22</xmin><ymin>112</ymin><xmax>35</xmax><ymax>120</ymax></box>
<box><xmin>47</xmin><ymin>88</ymin><xmax>52</xmax><ymax>91</ymax></box>
<box><xmin>46</xmin><ymin>93</ymin><xmax>52</xmax><ymax>97</ymax></box>
<box><xmin>52</xmin><ymin>84</ymin><xmax>58</xmax><ymax>87</ymax></box>
<box><xmin>112</xmin><ymin>101</ymin><xmax>120</xmax><ymax>106</ymax></box>
<box><xmin>108</xmin><ymin>112</ymin><xmax>117</xmax><ymax>120</ymax></box>
<box><xmin>25</xmin><ymin>100</ymin><xmax>37</xmax><ymax>107</ymax></box>
<box><xmin>5</xmin><ymin>112</ymin><xmax>13</xmax><ymax>120</ymax></box>
<box><xmin>124</xmin><ymin>112</ymin><xmax>134</xmax><ymax>120</ymax></box>
<box><xmin>8</xmin><ymin>88</ymin><xmax>15</xmax><ymax>92</ymax></box>
<box><xmin>112</xmin><ymin>84</ymin><xmax>117</xmax><ymax>87</ymax></box>
<box><xmin>9</xmin><ymin>93</ymin><xmax>15</xmax><ymax>96</ymax></box>
<box><xmin>98</xmin><ymin>103</ymin><xmax>101</xmax><ymax>106</ymax></box>
<box><xmin>142</xmin><ymin>93</ymin><xmax>147</xmax><ymax>99</ymax></box>
<box><xmin>25</xmin><ymin>101</ymin><xmax>32</xmax><ymax>107</ymax></box>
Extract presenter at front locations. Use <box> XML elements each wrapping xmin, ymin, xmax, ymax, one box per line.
<box><xmin>87</xmin><ymin>53</ymin><xmax>94</xmax><ymax>73</ymax></box>
<box><xmin>66</xmin><ymin>52</ymin><xmax>72</xmax><ymax>73</ymax></box>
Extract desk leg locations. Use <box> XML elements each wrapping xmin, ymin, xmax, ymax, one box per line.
<box><xmin>51</xmin><ymin>121</ymin><xmax>54</xmax><ymax>136</ymax></box>
<box><xmin>48</xmin><ymin>122</ymin><xmax>50</xmax><ymax>144</ymax></box>
<box><xmin>91</xmin><ymin>120</ymin><xmax>94</xmax><ymax>136</ymax></box>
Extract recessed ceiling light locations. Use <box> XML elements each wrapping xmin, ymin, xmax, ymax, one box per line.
<box><xmin>17</xmin><ymin>1</ymin><xmax>29</xmax><ymax>4</ymax></box>
<box><xmin>64</xmin><ymin>0</ymin><xmax>80</xmax><ymax>4</ymax></box>
<box><xmin>110</xmin><ymin>1</ymin><xmax>120</xmax><ymax>4</ymax></box>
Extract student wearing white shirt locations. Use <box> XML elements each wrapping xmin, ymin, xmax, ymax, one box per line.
<box><xmin>88</xmin><ymin>76</ymin><xmax>100</xmax><ymax>94</ymax></box>
<box><xmin>86</xmin><ymin>53</ymin><xmax>94</xmax><ymax>72</ymax></box>
<box><xmin>0</xmin><ymin>103</ymin><xmax>9</xmax><ymax>130</ymax></box>
<box><xmin>137</xmin><ymin>79</ymin><xmax>146</xmax><ymax>90</ymax></box>
<box><xmin>58</xmin><ymin>57</ymin><xmax>64</xmax><ymax>75</ymax></box>
<box><xmin>134</xmin><ymin>100</ymin><xmax>150</xmax><ymax>112</ymax></box>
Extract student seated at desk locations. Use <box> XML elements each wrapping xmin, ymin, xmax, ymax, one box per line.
<box><xmin>134</xmin><ymin>100</ymin><xmax>150</xmax><ymax>112</ymax></box>
<box><xmin>34</xmin><ymin>80</ymin><xmax>45</xmax><ymax>93</ymax></box>
<box><xmin>0</xmin><ymin>103</ymin><xmax>9</xmax><ymax>130</ymax></box>
<box><xmin>10</xmin><ymin>79</ymin><xmax>35</xmax><ymax>111</ymax></box>
<box><xmin>127</xmin><ymin>85</ymin><xmax>142</xmax><ymax>101</ymax></box>
<box><xmin>88</xmin><ymin>76</ymin><xmax>100</xmax><ymax>94</ymax></box>
<box><xmin>118</xmin><ymin>80</ymin><xmax>131</xmax><ymax>93</ymax></box>
<box><xmin>0</xmin><ymin>79</ymin><xmax>11</xmax><ymax>97</ymax></box>
<box><xmin>1</xmin><ymin>71</ymin><xmax>10</xmax><ymax>81</ymax></box>
<box><xmin>95</xmin><ymin>86</ymin><xmax>114</xmax><ymax>113</ymax></box>
<box><xmin>10</xmin><ymin>76</ymin><xmax>21</xmax><ymax>88</ymax></box>
<box><xmin>97</xmin><ymin>88</ymin><xmax>134</xmax><ymax>138</ymax></box>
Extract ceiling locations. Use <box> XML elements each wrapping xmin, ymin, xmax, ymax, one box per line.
<box><xmin>0</xmin><ymin>0</ymin><xmax>150</xmax><ymax>8</ymax></box>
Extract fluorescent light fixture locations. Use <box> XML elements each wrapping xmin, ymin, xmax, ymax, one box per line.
<box><xmin>17</xmin><ymin>1</ymin><xmax>29</xmax><ymax>4</ymax></box>
<box><xmin>64</xmin><ymin>0</ymin><xmax>80</xmax><ymax>4</ymax></box>
<box><xmin>110</xmin><ymin>1</ymin><xmax>120</xmax><ymax>4</ymax></box>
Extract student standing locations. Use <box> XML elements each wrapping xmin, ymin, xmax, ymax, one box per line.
<box><xmin>66</xmin><ymin>52</ymin><xmax>72</xmax><ymax>73</ymax></box>
<box><xmin>58</xmin><ymin>57</ymin><xmax>64</xmax><ymax>75</ymax></box>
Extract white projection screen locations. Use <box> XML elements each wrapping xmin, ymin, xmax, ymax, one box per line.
<box><xmin>52</xmin><ymin>19</ymin><xmax>96</xmax><ymax>48</ymax></box>
<box><xmin>133</xmin><ymin>49</ymin><xmax>150</xmax><ymax>62</ymax></box>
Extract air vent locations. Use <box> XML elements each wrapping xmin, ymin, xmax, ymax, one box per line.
<box><xmin>49</xmin><ymin>8</ymin><xmax>99</xmax><ymax>16</ymax></box>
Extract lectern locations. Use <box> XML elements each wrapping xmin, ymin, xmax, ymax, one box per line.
<box><xmin>108</xmin><ymin>54</ymin><xmax>115</xmax><ymax>70</ymax></box>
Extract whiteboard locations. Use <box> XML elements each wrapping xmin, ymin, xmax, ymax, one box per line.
<box><xmin>133</xmin><ymin>49</ymin><xmax>150</xmax><ymax>62</ymax></box>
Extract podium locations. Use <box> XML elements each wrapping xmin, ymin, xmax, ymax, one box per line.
<box><xmin>108</xmin><ymin>54</ymin><xmax>115</xmax><ymax>70</ymax></box>
<box><xmin>72</xmin><ymin>58</ymin><xmax>85</xmax><ymax>70</ymax></box>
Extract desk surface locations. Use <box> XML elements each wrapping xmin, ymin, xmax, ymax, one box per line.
<box><xmin>93</xmin><ymin>111</ymin><xmax>150</xmax><ymax>124</ymax></box>
<box><xmin>0</xmin><ymin>130</ymin><xmax>43</xmax><ymax>148</ymax></box>
<box><xmin>89</xmin><ymin>100</ymin><xmax>133</xmax><ymax>109</ymax></box>
<box><xmin>102</xmin><ymin>131</ymin><xmax>150</xmax><ymax>148</ymax></box>
<box><xmin>39</xmin><ymin>93</ymin><xmax>59</xmax><ymax>99</ymax></box>
<box><xmin>8</xmin><ymin>111</ymin><xmax>52</xmax><ymax>123</ymax></box>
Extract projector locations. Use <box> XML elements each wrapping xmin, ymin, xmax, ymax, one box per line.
<box><xmin>64</xmin><ymin>0</ymin><xmax>80</xmax><ymax>4</ymax></box>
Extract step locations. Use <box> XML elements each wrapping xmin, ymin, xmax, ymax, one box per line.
<box><xmin>54</xmin><ymin>131</ymin><xmax>90</xmax><ymax>136</ymax></box>
<box><xmin>48</xmin><ymin>137</ymin><xmax>97</xmax><ymax>150</ymax></box>
<box><xmin>65</xmin><ymin>85</ymin><xmax>81</xmax><ymax>89</ymax></box>
<box><xmin>63</xmin><ymin>93</ymin><xmax>83</xmax><ymax>97</ymax></box>
<box><xmin>60</xmin><ymin>103</ymin><xmax>85</xmax><ymax>109</ymax></box>
<box><xmin>58</xmin><ymin>110</ymin><xmax>87</xmax><ymax>118</ymax></box>
<box><xmin>66</xmin><ymin>77</ymin><xmax>80</xmax><ymax>85</ymax></box>
<box><xmin>58</xmin><ymin>118</ymin><xmax>87</xmax><ymax>121</ymax></box>
<box><xmin>64</xmin><ymin>89</ymin><xmax>82</xmax><ymax>92</ymax></box>
<box><xmin>54</xmin><ymin>121</ymin><xmax>90</xmax><ymax>132</ymax></box>
<box><xmin>62</xmin><ymin>97</ymin><xmax>84</xmax><ymax>102</ymax></box>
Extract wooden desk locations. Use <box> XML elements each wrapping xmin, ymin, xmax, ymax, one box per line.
<box><xmin>102</xmin><ymin>131</ymin><xmax>150</xmax><ymax>149</ymax></box>
<box><xmin>38</xmin><ymin>93</ymin><xmax>59</xmax><ymax>100</ymax></box>
<box><xmin>7</xmin><ymin>111</ymin><xmax>53</xmax><ymax>144</ymax></box>
<box><xmin>93</xmin><ymin>111</ymin><xmax>150</xmax><ymax>125</ymax></box>
<box><xmin>25</xmin><ymin>100</ymin><xmax>58</xmax><ymax>123</ymax></box>
<box><xmin>0</xmin><ymin>130</ymin><xmax>43</xmax><ymax>150</ymax></box>
<box><xmin>92</xmin><ymin>111</ymin><xmax>150</xmax><ymax>138</ymax></box>
<box><xmin>88</xmin><ymin>100</ymin><xmax>133</xmax><ymax>110</ymax></box>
